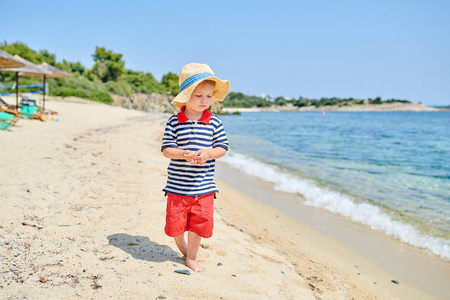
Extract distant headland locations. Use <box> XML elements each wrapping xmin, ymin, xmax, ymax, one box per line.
<box><xmin>221</xmin><ymin>102</ymin><xmax>449</xmax><ymax>113</ymax></box>
<box><xmin>221</xmin><ymin>93</ymin><xmax>449</xmax><ymax>112</ymax></box>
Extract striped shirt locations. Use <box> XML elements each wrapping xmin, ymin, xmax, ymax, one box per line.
<box><xmin>161</xmin><ymin>108</ymin><xmax>228</xmax><ymax>196</ymax></box>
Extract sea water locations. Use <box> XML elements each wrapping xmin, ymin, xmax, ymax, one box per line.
<box><xmin>219</xmin><ymin>111</ymin><xmax>450</xmax><ymax>260</ymax></box>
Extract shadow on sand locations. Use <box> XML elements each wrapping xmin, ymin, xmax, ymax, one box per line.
<box><xmin>107</xmin><ymin>233</ymin><xmax>182</xmax><ymax>264</ymax></box>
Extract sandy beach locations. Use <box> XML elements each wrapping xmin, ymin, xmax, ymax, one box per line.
<box><xmin>1</xmin><ymin>96</ymin><xmax>449</xmax><ymax>299</ymax></box>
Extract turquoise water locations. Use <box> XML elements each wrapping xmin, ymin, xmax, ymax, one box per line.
<box><xmin>219</xmin><ymin>112</ymin><xmax>450</xmax><ymax>260</ymax></box>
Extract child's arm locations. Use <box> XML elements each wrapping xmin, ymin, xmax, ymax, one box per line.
<box><xmin>193</xmin><ymin>147</ymin><xmax>227</xmax><ymax>165</ymax></box>
<box><xmin>163</xmin><ymin>147</ymin><xmax>196</xmax><ymax>163</ymax></box>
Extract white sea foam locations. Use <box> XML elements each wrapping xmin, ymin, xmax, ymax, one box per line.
<box><xmin>221</xmin><ymin>151</ymin><xmax>450</xmax><ymax>261</ymax></box>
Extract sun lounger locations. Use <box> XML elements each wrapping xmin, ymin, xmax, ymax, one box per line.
<box><xmin>0</xmin><ymin>107</ymin><xmax>36</xmax><ymax>119</ymax></box>
<box><xmin>21</xmin><ymin>97</ymin><xmax>58</xmax><ymax>115</ymax></box>
<box><xmin>0</xmin><ymin>97</ymin><xmax>26</xmax><ymax>117</ymax></box>
<box><xmin>0</xmin><ymin>118</ymin><xmax>13</xmax><ymax>130</ymax></box>
<box><xmin>0</xmin><ymin>97</ymin><xmax>15</xmax><ymax>110</ymax></box>
<box><xmin>20</xmin><ymin>104</ymin><xmax>39</xmax><ymax>118</ymax></box>
<box><xmin>0</xmin><ymin>111</ymin><xmax>19</xmax><ymax>129</ymax></box>
<box><xmin>1</xmin><ymin>97</ymin><xmax>48</xmax><ymax>121</ymax></box>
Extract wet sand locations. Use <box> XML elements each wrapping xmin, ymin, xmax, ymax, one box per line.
<box><xmin>216</xmin><ymin>163</ymin><xmax>450</xmax><ymax>299</ymax></box>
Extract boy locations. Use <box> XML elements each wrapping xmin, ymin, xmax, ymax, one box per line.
<box><xmin>161</xmin><ymin>63</ymin><xmax>229</xmax><ymax>272</ymax></box>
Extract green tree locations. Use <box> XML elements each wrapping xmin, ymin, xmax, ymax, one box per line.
<box><xmin>1</xmin><ymin>41</ymin><xmax>42</xmax><ymax>63</ymax></box>
<box><xmin>274</xmin><ymin>96</ymin><xmax>285</xmax><ymax>105</ymax></box>
<box><xmin>371</xmin><ymin>97</ymin><xmax>382</xmax><ymax>104</ymax></box>
<box><xmin>228</xmin><ymin>92</ymin><xmax>245</xmax><ymax>100</ymax></box>
<box><xmin>55</xmin><ymin>59</ymin><xmax>86</xmax><ymax>75</ymax></box>
<box><xmin>256</xmin><ymin>99</ymin><xmax>267</xmax><ymax>107</ymax></box>
<box><xmin>39</xmin><ymin>49</ymin><xmax>56</xmax><ymax>65</ymax></box>
<box><xmin>161</xmin><ymin>72</ymin><xmax>179</xmax><ymax>95</ymax></box>
<box><xmin>123</xmin><ymin>70</ymin><xmax>165</xmax><ymax>94</ymax></box>
<box><xmin>293</xmin><ymin>98</ymin><xmax>310</xmax><ymax>107</ymax></box>
<box><xmin>91</xmin><ymin>46</ymin><xmax>125</xmax><ymax>82</ymax></box>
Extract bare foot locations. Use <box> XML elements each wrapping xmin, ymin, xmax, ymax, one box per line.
<box><xmin>186</xmin><ymin>258</ymin><xmax>204</xmax><ymax>272</ymax></box>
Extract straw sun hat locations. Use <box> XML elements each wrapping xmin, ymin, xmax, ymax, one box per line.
<box><xmin>171</xmin><ymin>63</ymin><xmax>230</xmax><ymax>108</ymax></box>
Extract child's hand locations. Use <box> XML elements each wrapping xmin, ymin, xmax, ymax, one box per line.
<box><xmin>192</xmin><ymin>149</ymin><xmax>211</xmax><ymax>165</ymax></box>
<box><xmin>183</xmin><ymin>150</ymin><xmax>196</xmax><ymax>164</ymax></box>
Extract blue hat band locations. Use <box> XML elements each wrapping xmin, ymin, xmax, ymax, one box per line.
<box><xmin>179</xmin><ymin>72</ymin><xmax>214</xmax><ymax>93</ymax></box>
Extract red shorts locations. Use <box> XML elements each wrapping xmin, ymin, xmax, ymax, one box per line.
<box><xmin>165</xmin><ymin>192</ymin><xmax>215</xmax><ymax>238</ymax></box>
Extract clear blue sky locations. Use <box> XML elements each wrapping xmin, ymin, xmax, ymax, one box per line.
<box><xmin>2</xmin><ymin>0</ymin><xmax>449</xmax><ymax>106</ymax></box>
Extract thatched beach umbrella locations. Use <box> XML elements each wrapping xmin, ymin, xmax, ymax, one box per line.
<box><xmin>19</xmin><ymin>62</ymin><xmax>72</xmax><ymax>109</ymax></box>
<box><xmin>38</xmin><ymin>62</ymin><xmax>71</xmax><ymax>110</ymax></box>
<box><xmin>0</xmin><ymin>49</ymin><xmax>25</xmax><ymax>68</ymax></box>
<box><xmin>0</xmin><ymin>55</ymin><xmax>50</xmax><ymax>109</ymax></box>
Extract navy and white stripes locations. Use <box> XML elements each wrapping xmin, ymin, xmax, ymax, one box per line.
<box><xmin>162</xmin><ymin>112</ymin><xmax>228</xmax><ymax>196</ymax></box>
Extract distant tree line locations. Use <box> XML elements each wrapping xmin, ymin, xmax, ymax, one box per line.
<box><xmin>225</xmin><ymin>92</ymin><xmax>272</xmax><ymax>108</ymax></box>
<box><xmin>0</xmin><ymin>42</ymin><xmax>178</xmax><ymax>104</ymax></box>
<box><xmin>0</xmin><ymin>41</ymin><xmax>413</xmax><ymax>107</ymax></box>
<box><xmin>223</xmin><ymin>94</ymin><xmax>411</xmax><ymax>108</ymax></box>
<box><xmin>285</xmin><ymin>96</ymin><xmax>410</xmax><ymax>108</ymax></box>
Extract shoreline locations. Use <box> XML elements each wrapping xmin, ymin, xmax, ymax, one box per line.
<box><xmin>216</xmin><ymin>162</ymin><xmax>450</xmax><ymax>299</ymax></box>
<box><xmin>1</xmin><ymin>98</ymin><xmax>448</xmax><ymax>299</ymax></box>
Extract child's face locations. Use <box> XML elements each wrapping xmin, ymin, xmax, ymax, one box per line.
<box><xmin>185</xmin><ymin>82</ymin><xmax>214</xmax><ymax>114</ymax></box>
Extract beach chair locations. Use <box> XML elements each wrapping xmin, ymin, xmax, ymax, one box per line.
<box><xmin>0</xmin><ymin>101</ymin><xmax>37</xmax><ymax>120</ymax></box>
<box><xmin>0</xmin><ymin>97</ymin><xmax>47</xmax><ymax>121</ymax></box>
<box><xmin>0</xmin><ymin>97</ymin><xmax>15</xmax><ymax>110</ymax></box>
<box><xmin>0</xmin><ymin>106</ymin><xmax>36</xmax><ymax>119</ymax></box>
<box><xmin>19</xmin><ymin>97</ymin><xmax>49</xmax><ymax>121</ymax></box>
<box><xmin>20</xmin><ymin>104</ymin><xmax>39</xmax><ymax>118</ymax></box>
<box><xmin>0</xmin><ymin>97</ymin><xmax>28</xmax><ymax>117</ymax></box>
<box><xmin>0</xmin><ymin>111</ymin><xmax>19</xmax><ymax>130</ymax></box>
<box><xmin>0</xmin><ymin>118</ymin><xmax>13</xmax><ymax>130</ymax></box>
<box><xmin>21</xmin><ymin>105</ymin><xmax>47</xmax><ymax>121</ymax></box>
